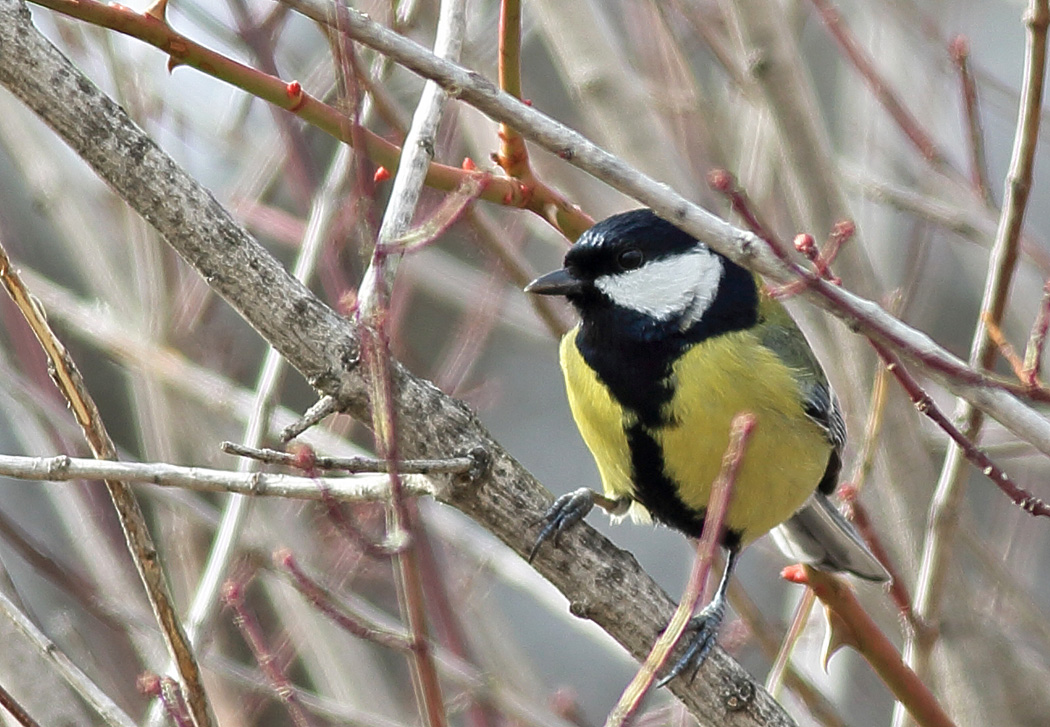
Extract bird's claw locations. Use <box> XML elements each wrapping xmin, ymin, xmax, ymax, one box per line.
<box><xmin>528</xmin><ymin>488</ymin><xmax>596</xmax><ymax>562</ymax></box>
<box><xmin>656</xmin><ymin>598</ymin><xmax>727</xmax><ymax>688</ymax></box>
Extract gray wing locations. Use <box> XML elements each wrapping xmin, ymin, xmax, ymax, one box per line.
<box><xmin>772</xmin><ymin>493</ymin><xmax>890</xmax><ymax>582</ymax></box>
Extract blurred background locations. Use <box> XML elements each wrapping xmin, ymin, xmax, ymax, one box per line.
<box><xmin>1</xmin><ymin>0</ymin><xmax>1049</xmax><ymax>725</ymax></box>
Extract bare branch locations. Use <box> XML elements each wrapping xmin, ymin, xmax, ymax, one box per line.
<box><xmin>0</xmin><ymin>453</ymin><xmax>434</xmax><ymax>501</ymax></box>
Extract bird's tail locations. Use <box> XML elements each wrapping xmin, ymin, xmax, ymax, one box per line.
<box><xmin>771</xmin><ymin>492</ymin><xmax>890</xmax><ymax>582</ymax></box>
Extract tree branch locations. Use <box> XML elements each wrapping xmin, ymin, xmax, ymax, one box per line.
<box><xmin>0</xmin><ymin>3</ymin><xmax>795</xmax><ymax>723</ymax></box>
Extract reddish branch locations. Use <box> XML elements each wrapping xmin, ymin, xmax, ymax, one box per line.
<box><xmin>783</xmin><ymin>567</ymin><xmax>957</xmax><ymax>727</ymax></box>
<box><xmin>872</xmin><ymin>342</ymin><xmax>1050</xmax><ymax>518</ymax></box>
<box><xmin>223</xmin><ymin>579</ymin><xmax>314</xmax><ymax>727</ymax></box>
<box><xmin>31</xmin><ymin>0</ymin><xmax>593</xmax><ymax>240</ymax></box>
<box><xmin>276</xmin><ymin>550</ymin><xmax>413</xmax><ymax>651</ymax></box>
<box><xmin>0</xmin><ymin>682</ymin><xmax>42</xmax><ymax>727</ymax></box>
<box><xmin>805</xmin><ymin>0</ymin><xmax>951</xmax><ymax>170</ymax></box>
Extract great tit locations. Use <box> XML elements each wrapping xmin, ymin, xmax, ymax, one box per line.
<box><xmin>526</xmin><ymin>209</ymin><xmax>888</xmax><ymax>682</ymax></box>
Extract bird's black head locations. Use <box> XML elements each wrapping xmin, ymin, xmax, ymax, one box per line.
<box><xmin>526</xmin><ymin>209</ymin><xmax>759</xmax><ymax>343</ymax></box>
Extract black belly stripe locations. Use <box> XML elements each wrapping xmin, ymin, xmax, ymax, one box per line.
<box><xmin>571</xmin><ymin>252</ymin><xmax>761</xmax><ymax>547</ymax></box>
<box><xmin>625</xmin><ymin>422</ymin><xmax>743</xmax><ymax>549</ymax></box>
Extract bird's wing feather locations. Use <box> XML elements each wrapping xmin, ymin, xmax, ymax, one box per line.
<box><xmin>802</xmin><ymin>381</ymin><xmax>847</xmax><ymax>449</ymax></box>
<box><xmin>772</xmin><ymin>492</ymin><xmax>890</xmax><ymax>581</ymax></box>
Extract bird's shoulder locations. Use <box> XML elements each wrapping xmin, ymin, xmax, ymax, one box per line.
<box><xmin>752</xmin><ymin>294</ymin><xmax>846</xmax><ymax>449</ymax></box>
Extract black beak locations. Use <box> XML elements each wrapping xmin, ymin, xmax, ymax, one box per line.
<box><xmin>524</xmin><ymin>268</ymin><xmax>584</xmax><ymax>296</ymax></box>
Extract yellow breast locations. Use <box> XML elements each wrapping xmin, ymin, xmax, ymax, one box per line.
<box><xmin>559</xmin><ymin>326</ymin><xmax>832</xmax><ymax>544</ymax></box>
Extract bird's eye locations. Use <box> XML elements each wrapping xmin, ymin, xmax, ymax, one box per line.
<box><xmin>617</xmin><ymin>249</ymin><xmax>644</xmax><ymax>270</ymax></box>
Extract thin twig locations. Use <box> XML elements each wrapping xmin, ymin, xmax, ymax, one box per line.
<box><xmin>950</xmin><ymin>35</ymin><xmax>994</xmax><ymax>205</ymax></box>
<box><xmin>605</xmin><ymin>413</ymin><xmax>755</xmax><ymax>727</ymax></box>
<box><xmin>841</xmin><ymin>489</ymin><xmax>924</xmax><ymax>638</ymax></box>
<box><xmin>0</xmin><ymin>681</ymin><xmax>43</xmax><ymax>727</ymax></box>
<box><xmin>982</xmin><ymin>312</ymin><xmax>1029</xmax><ymax>382</ymax></box>
<box><xmin>276</xmin><ymin>550</ymin><xmax>413</xmax><ymax>651</ymax></box>
<box><xmin>222</xmin><ymin>441</ymin><xmax>476</xmax><ymax>475</ymax></box>
<box><xmin>1023</xmin><ymin>278</ymin><xmax>1050</xmax><ymax>381</ymax></box>
<box><xmin>223</xmin><ymin>579</ymin><xmax>314</xmax><ymax>727</ymax></box>
<box><xmin>281</xmin><ymin>395</ymin><xmax>340</xmax><ymax>442</ymax></box>
<box><xmin>764</xmin><ymin>588</ymin><xmax>816</xmax><ymax>697</ymax></box>
<box><xmin>875</xmin><ymin>342</ymin><xmax>1049</xmax><ymax>518</ymax></box>
<box><xmin>0</xmin><ymin>242</ymin><xmax>215</xmax><ymax>727</ymax></box>
<box><xmin>0</xmin><ymin>588</ymin><xmax>137</xmax><ymax>727</ymax></box>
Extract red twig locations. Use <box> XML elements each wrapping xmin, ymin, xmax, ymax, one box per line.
<box><xmin>838</xmin><ymin>485</ymin><xmax>928</xmax><ymax>639</ymax></box>
<box><xmin>0</xmin><ymin>681</ymin><xmax>43</xmax><ymax>727</ymax></box>
<box><xmin>496</xmin><ymin>0</ymin><xmax>530</xmax><ymax>179</ymax></box>
<box><xmin>950</xmin><ymin>35</ymin><xmax>994</xmax><ymax>204</ymax></box>
<box><xmin>276</xmin><ymin>549</ymin><xmax>413</xmax><ymax>651</ymax></box>
<box><xmin>805</xmin><ymin>0</ymin><xmax>951</xmax><ymax>170</ymax></box>
<box><xmin>783</xmin><ymin>567</ymin><xmax>957</xmax><ymax>727</ymax></box>
<box><xmin>707</xmin><ymin>169</ymin><xmax>780</xmax><ymax>249</ymax></box>
<box><xmin>872</xmin><ymin>341</ymin><xmax>1050</xmax><ymax>518</ymax></box>
<box><xmin>223</xmin><ymin>579</ymin><xmax>314</xmax><ymax>727</ymax></box>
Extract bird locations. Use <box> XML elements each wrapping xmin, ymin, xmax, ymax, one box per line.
<box><xmin>525</xmin><ymin>208</ymin><xmax>888</xmax><ymax>683</ymax></box>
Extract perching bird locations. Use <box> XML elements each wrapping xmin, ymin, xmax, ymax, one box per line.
<box><xmin>525</xmin><ymin>209</ymin><xmax>888</xmax><ymax>682</ymax></box>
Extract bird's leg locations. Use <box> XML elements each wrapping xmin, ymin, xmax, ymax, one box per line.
<box><xmin>528</xmin><ymin>488</ymin><xmax>631</xmax><ymax>562</ymax></box>
<box><xmin>656</xmin><ymin>546</ymin><xmax>741</xmax><ymax>687</ymax></box>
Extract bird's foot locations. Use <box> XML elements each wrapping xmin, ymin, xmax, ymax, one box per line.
<box><xmin>528</xmin><ymin>487</ymin><xmax>596</xmax><ymax>562</ymax></box>
<box><xmin>656</xmin><ymin>596</ymin><xmax>727</xmax><ymax>687</ymax></box>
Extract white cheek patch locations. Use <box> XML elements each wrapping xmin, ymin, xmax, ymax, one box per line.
<box><xmin>595</xmin><ymin>248</ymin><xmax>724</xmax><ymax>326</ymax></box>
